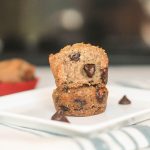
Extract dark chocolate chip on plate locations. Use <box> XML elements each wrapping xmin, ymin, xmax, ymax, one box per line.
<box><xmin>84</xmin><ymin>64</ymin><xmax>95</xmax><ymax>78</ymax></box>
<box><xmin>69</xmin><ymin>52</ymin><xmax>80</xmax><ymax>61</ymax></box>
<box><xmin>118</xmin><ymin>95</ymin><xmax>131</xmax><ymax>105</ymax></box>
<box><xmin>51</xmin><ymin>110</ymin><xmax>70</xmax><ymax>123</ymax></box>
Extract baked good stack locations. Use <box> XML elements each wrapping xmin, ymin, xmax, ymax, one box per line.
<box><xmin>49</xmin><ymin>43</ymin><xmax>108</xmax><ymax>116</ymax></box>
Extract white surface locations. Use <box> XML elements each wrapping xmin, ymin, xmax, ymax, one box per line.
<box><xmin>0</xmin><ymin>84</ymin><xmax>150</xmax><ymax>136</ymax></box>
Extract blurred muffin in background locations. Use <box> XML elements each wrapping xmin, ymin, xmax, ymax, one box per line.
<box><xmin>0</xmin><ymin>59</ymin><xmax>38</xmax><ymax>96</ymax></box>
<box><xmin>0</xmin><ymin>59</ymin><xmax>35</xmax><ymax>83</ymax></box>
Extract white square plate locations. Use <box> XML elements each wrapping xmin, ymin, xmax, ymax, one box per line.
<box><xmin>0</xmin><ymin>85</ymin><xmax>150</xmax><ymax>136</ymax></box>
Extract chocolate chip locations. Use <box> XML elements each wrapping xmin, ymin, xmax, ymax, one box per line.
<box><xmin>96</xmin><ymin>88</ymin><xmax>105</xmax><ymax>102</ymax></box>
<box><xmin>60</xmin><ymin>105</ymin><xmax>69</xmax><ymax>111</ymax></box>
<box><xmin>51</xmin><ymin>110</ymin><xmax>70</xmax><ymax>123</ymax></box>
<box><xmin>69</xmin><ymin>52</ymin><xmax>80</xmax><ymax>61</ymax></box>
<box><xmin>118</xmin><ymin>95</ymin><xmax>131</xmax><ymax>105</ymax></box>
<box><xmin>84</xmin><ymin>64</ymin><xmax>95</xmax><ymax>78</ymax></box>
<box><xmin>63</xmin><ymin>85</ymin><xmax>68</xmax><ymax>92</ymax></box>
<box><xmin>101</xmin><ymin>68</ymin><xmax>108</xmax><ymax>84</ymax></box>
<box><xmin>74</xmin><ymin>99</ymin><xmax>86</xmax><ymax>109</ymax></box>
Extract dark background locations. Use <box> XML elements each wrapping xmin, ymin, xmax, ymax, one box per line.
<box><xmin>0</xmin><ymin>0</ymin><xmax>150</xmax><ymax>65</ymax></box>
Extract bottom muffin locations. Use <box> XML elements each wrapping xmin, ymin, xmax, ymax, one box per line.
<box><xmin>52</xmin><ymin>85</ymin><xmax>108</xmax><ymax>117</ymax></box>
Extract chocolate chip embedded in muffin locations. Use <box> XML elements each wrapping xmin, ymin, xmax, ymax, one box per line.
<box><xmin>101</xmin><ymin>68</ymin><xmax>108</xmax><ymax>84</ymax></box>
<box><xmin>84</xmin><ymin>64</ymin><xmax>95</xmax><ymax>78</ymax></box>
<box><xmin>69</xmin><ymin>52</ymin><xmax>80</xmax><ymax>61</ymax></box>
<box><xmin>62</xmin><ymin>85</ymin><xmax>69</xmax><ymax>92</ymax></box>
<box><xmin>74</xmin><ymin>99</ymin><xmax>86</xmax><ymax>110</ymax></box>
<box><xmin>60</xmin><ymin>105</ymin><xmax>69</xmax><ymax>111</ymax></box>
<box><xmin>118</xmin><ymin>95</ymin><xmax>131</xmax><ymax>105</ymax></box>
<box><xmin>51</xmin><ymin>110</ymin><xmax>70</xmax><ymax>123</ymax></box>
<box><xmin>96</xmin><ymin>88</ymin><xmax>105</xmax><ymax>102</ymax></box>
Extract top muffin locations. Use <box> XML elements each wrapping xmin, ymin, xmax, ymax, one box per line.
<box><xmin>49</xmin><ymin>43</ymin><xmax>108</xmax><ymax>88</ymax></box>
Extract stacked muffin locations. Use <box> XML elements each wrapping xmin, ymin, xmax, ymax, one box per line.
<box><xmin>49</xmin><ymin>43</ymin><xmax>108</xmax><ymax>116</ymax></box>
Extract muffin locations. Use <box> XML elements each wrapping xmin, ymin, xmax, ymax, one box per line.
<box><xmin>49</xmin><ymin>43</ymin><xmax>109</xmax><ymax>117</ymax></box>
<box><xmin>52</xmin><ymin>85</ymin><xmax>108</xmax><ymax>116</ymax></box>
<box><xmin>49</xmin><ymin>43</ymin><xmax>108</xmax><ymax>88</ymax></box>
<box><xmin>0</xmin><ymin>58</ymin><xmax>38</xmax><ymax>95</ymax></box>
<box><xmin>0</xmin><ymin>58</ymin><xmax>35</xmax><ymax>83</ymax></box>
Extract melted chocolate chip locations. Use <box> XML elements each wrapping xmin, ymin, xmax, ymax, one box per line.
<box><xmin>101</xmin><ymin>68</ymin><xmax>108</xmax><ymax>84</ymax></box>
<box><xmin>69</xmin><ymin>52</ymin><xmax>80</xmax><ymax>61</ymax></box>
<box><xmin>74</xmin><ymin>99</ymin><xmax>86</xmax><ymax>109</ymax></box>
<box><xmin>96</xmin><ymin>88</ymin><xmax>105</xmax><ymax>102</ymax></box>
<box><xmin>51</xmin><ymin>110</ymin><xmax>70</xmax><ymax>123</ymax></box>
<box><xmin>118</xmin><ymin>95</ymin><xmax>131</xmax><ymax>105</ymax></box>
<box><xmin>84</xmin><ymin>64</ymin><xmax>95</xmax><ymax>78</ymax></box>
<box><xmin>60</xmin><ymin>105</ymin><xmax>69</xmax><ymax>111</ymax></box>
